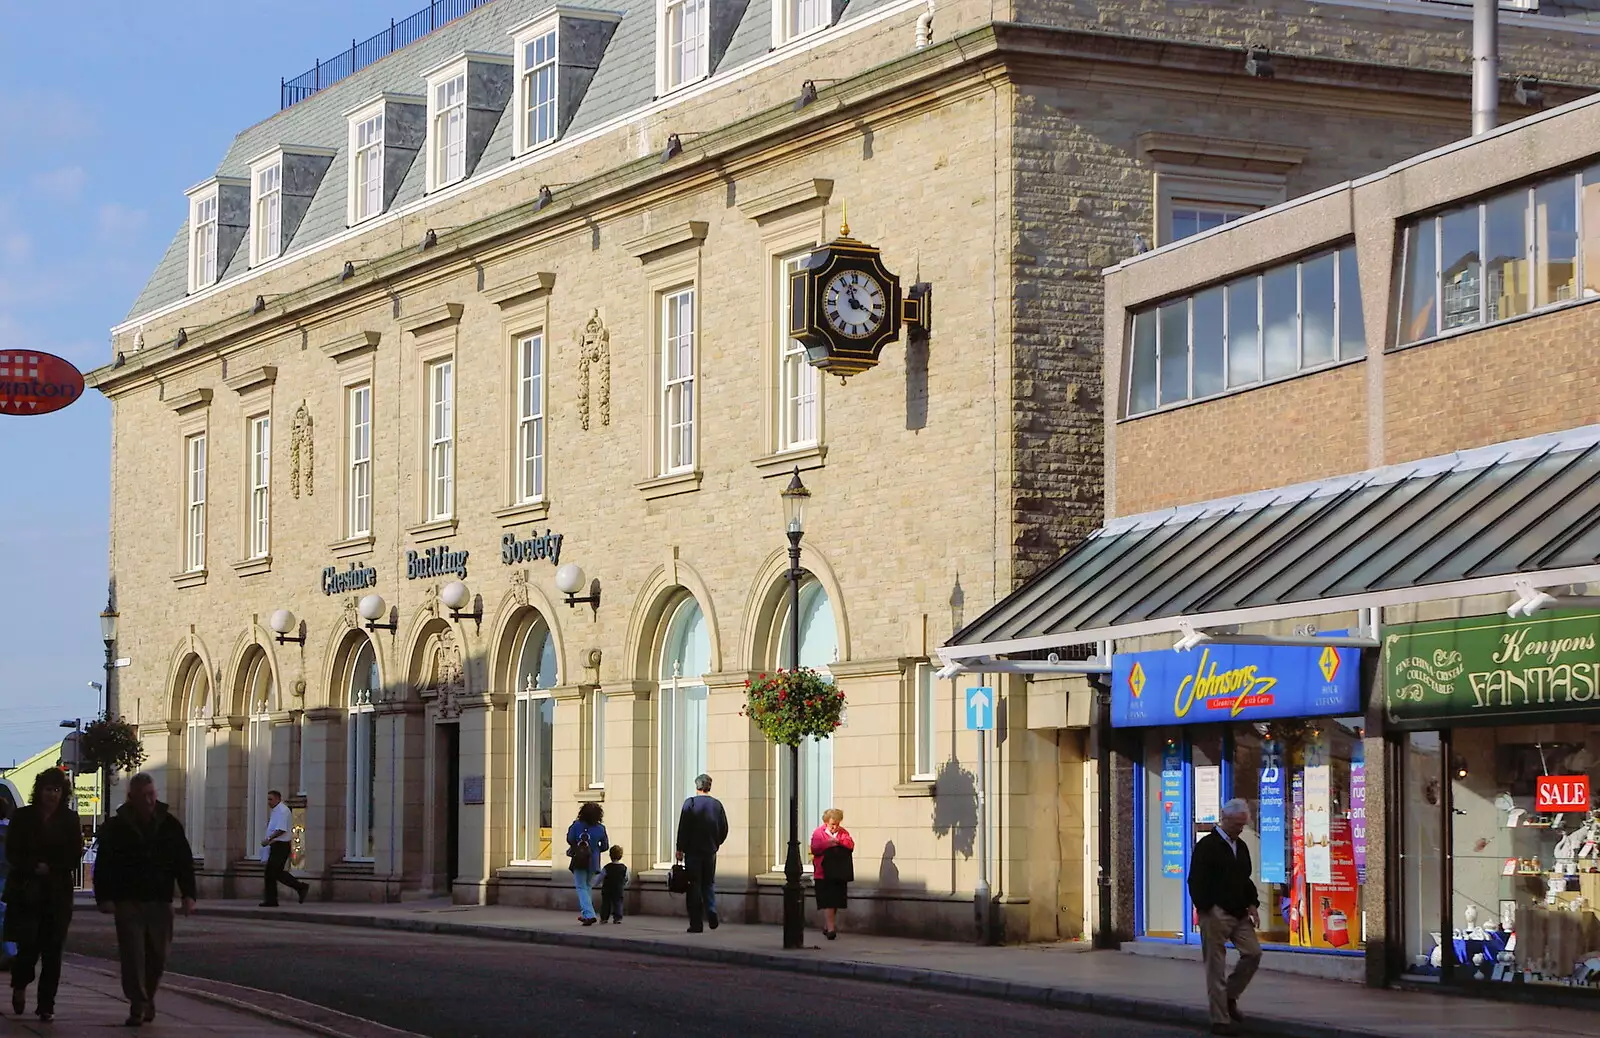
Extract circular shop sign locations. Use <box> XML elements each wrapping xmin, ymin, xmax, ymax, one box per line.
<box><xmin>0</xmin><ymin>350</ymin><xmax>85</xmax><ymax>416</ymax></box>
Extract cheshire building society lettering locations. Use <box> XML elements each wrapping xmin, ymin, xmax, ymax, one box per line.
<box><xmin>322</xmin><ymin>564</ymin><xmax>378</xmax><ymax>595</ymax></box>
<box><xmin>408</xmin><ymin>546</ymin><xmax>469</xmax><ymax>580</ymax></box>
<box><xmin>501</xmin><ymin>529</ymin><xmax>563</xmax><ymax>567</ymax></box>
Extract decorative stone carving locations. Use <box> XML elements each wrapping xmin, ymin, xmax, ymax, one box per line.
<box><xmin>576</xmin><ymin>309</ymin><xmax>610</xmax><ymax>430</ymax></box>
<box><xmin>290</xmin><ymin>401</ymin><xmax>314</xmax><ymax>498</ymax></box>
<box><xmin>509</xmin><ymin>569</ymin><xmax>530</xmax><ymax>607</ymax></box>
<box><xmin>342</xmin><ymin>596</ymin><xmax>360</xmax><ymax>630</ymax></box>
<box><xmin>431</xmin><ymin>629</ymin><xmax>467</xmax><ymax>720</ymax></box>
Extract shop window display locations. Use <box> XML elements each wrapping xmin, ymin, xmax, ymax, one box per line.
<box><xmin>1410</xmin><ymin>725</ymin><xmax>1600</xmax><ymax>988</ymax></box>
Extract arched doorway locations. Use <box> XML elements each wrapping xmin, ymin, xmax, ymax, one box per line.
<box><xmin>241</xmin><ymin>649</ymin><xmax>274</xmax><ymax>844</ymax></box>
<box><xmin>178</xmin><ymin>657</ymin><xmax>211</xmax><ymax>857</ymax></box>
<box><xmin>657</xmin><ymin>595</ymin><xmax>710</xmax><ymax>865</ymax></box>
<box><xmin>511</xmin><ymin>613</ymin><xmax>558</xmax><ymax>864</ymax></box>
<box><xmin>343</xmin><ymin>636</ymin><xmax>379</xmax><ymax>861</ymax></box>
<box><xmin>773</xmin><ymin>578</ymin><xmax>838</xmax><ymax>868</ymax></box>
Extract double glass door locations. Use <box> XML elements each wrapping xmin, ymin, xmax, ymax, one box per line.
<box><xmin>1136</xmin><ymin>718</ymin><xmax>1367</xmax><ymax>952</ymax></box>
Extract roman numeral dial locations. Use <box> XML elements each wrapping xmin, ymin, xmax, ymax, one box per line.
<box><xmin>822</xmin><ymin>271</ymin><xmax>888</xmax><ymax>339</ymax></box>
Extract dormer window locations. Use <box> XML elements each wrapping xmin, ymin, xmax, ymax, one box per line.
<box><xmin>421</xmin><ymin>53</ymin><xmax>514</xmax><ymax>192</ymax></box>
<box><xmin>246</xmin><ymin>145</ymin><xmax>334</xmax><ymax>266</ymax></box>
<box><xmin>522</xmin><ymin>28</ymin><xmax>558</xmax><ymax>149</ymax></box>
<box><xmin>509</xmin><ymin>12</ymin><xmax>620</xmax><ymax>157</ymax></box>
<box><xmin>191</xmin><ymin>192</ymin><xmax>218</xmax><ymax>290</ymax></box>
<box><xmin>344</xmin><ymin>94</ymin><xmax>427</xmax><ymax>226</ymax></box>
<box><xmin>353</xmin><ymin>108</ymin><xmax>385</xmax><ymax>222</ymax></box>
<box><xmin>662</xmin><ymin>0</ymin><xmax>708</xmax><ymax>91</ymax></box>
<box><xmin>431</xmin><ymin>71</ymin><xmax>467</xmax><ymax>189</ymax></box>
<box><xmin>775</xmin><ymin>0</ymin><xmax>840</xmax><ymax>44</ymax></box>
<box><xmin>252</xmin><ymin>161</ymin><xmax>282</xmax><ymax>264</ymax></box>
<box><xmin>185</xmin><ymin>176</ymin><xmax>248</xmax><ymax>294</ymax></box>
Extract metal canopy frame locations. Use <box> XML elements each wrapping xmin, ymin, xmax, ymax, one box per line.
<box><xmin>941</xmin><ymin>427</ymin><xmax>1600</xmax><ymax>667</ymax></box>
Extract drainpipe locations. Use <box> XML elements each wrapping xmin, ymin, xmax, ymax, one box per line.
<box><xmin>1472</xmin><ymin>0</ymin><xmax>1499</xmax><ymax>135</ymax></box>
<box><xmin>915</xmin><ymin>0</ymin><xmax>934</xmax><ymax>48</ymax></box>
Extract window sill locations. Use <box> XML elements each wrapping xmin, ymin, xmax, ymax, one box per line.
<box><xmin>497</xmin><ymin>864</ymin><xmax>556</xmax><ymax>877</ymax></box>
<box><xmin>330</xmin><ymin>534</ymin><xmax>376</xmax><ymax>559</ymax></box>
<box><xmin>492</xmin><ymin>500</ymin><xmax>551</xmax><ymax>527</ymax></box>
<box><xmin>409</xmin><ymin>517</ymin><xmax>458</xmax><ymax>544</ymax></box>
<box><xmin>171</xmin><ymin>569</ymin><xmax>208</xmax><ymax>589</ymax></box>
<box><xmin>573</xmin><ymin>787</ymin><xmax>605</xmax><ymax>801</ymax></box>
<box><xmin>232</xmin><ymin>556</ymin><xmax>272</xmax><ymax>578</ymax></box>
<box><xmin>753</xmin><ymin>443</ymin><xmax>827</xmax><ymax>479</ymax></box>
<box><xmin>636</xmin><ymin>470</ymin><xmax>702</xmax><ymax>501</ymax></box>
<box><xmin>1386</xmin><ymin>292</ymin><xmax>1599</xmax><ymax>357</ymax></box>
<box><xmin>896</xmin><ymin>780</ymin><xmax>936</xmax><ymax>798</ymax></box>
<box><xmin>1118</xmin><ymin>355</ymin><xmax>1364</xmax><ymax>424</ymax></box>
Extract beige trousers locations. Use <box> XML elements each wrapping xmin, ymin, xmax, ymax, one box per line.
<box><xmin>112</xmin><ymin>902</ymin><xmax>174</xmax><ymax>1012</ymax></box>
<box><xmin>1199</xmin><ymin>905</ymin><xmax>1263</xmax><ymax>1025</ymax></box>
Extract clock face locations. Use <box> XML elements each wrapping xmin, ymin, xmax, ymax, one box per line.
<box><xmin>822</xmin><ymin>271</ymin><xmax>888</xmax><ymax>339</ymax></box>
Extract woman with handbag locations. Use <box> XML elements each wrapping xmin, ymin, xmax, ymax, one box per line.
<box><xmin>565</xmin><ymin>802</ymin><xmax>609</xmax><ymax>926</ymax></box>
<box><xmin>3</xmin><ymin>769</ymin><xmax>83</xmax><ymax>1021</ymax></box>
<box><xmin>809</xmin><ymin>807</ymin><xmax>855</xmax><ymax>940</ymax></box>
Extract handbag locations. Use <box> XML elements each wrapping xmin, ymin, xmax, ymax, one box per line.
<box><xmin>822</xmin><ymin>844</ymin><xmax>855</xmax><ymax>883</ymax></box>
<box><xmin>667</xmin><ymin>863</ymin><xmax>689</xmax><ymax>894</ymax></box>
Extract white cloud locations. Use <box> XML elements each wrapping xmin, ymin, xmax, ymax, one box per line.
<box><xmin>31</xmin><ymin>166</ymin><xmax>87</xmax><ymax>201</ymax></box>
<box><xmin>97</xmin><ymin>203</ymin><xmax>147</xmax><ymax>245</ymax></box>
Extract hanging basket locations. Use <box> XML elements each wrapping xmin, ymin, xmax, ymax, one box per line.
<box><xmin>79</xmin><ymin>714</ymin><xmax>147</xmax><ymax>774</ymax></box>
<box><xmin>741</xmin><ymin>668</ymin><xmax>846</xmax><ymax>747</ymax></box>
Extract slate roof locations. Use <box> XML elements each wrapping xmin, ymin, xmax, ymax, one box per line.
<box><xmin>125</xmin><ymin>0</ymin><xmax>900</xmax><ymax>323</ymax></box>
<box><xmin>947</xmin><ymin>426</ymin><xmax>1600</xmax><ymax>654</ymax></box>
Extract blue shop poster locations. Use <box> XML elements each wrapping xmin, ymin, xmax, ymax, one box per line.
<box><xmin>1160</xmin><ymin>740</ymin><xmax>1184</xmax><ymax>877</ymax></box>
<box><xmin>1259</xmin><ymin>739</ymin><xmax>1287</xmax><ymax>884</ymax></box>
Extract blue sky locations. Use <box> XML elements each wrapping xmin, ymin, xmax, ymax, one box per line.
<box><xmin>0</xmin><ymin>1</ymin><xmax>418</xmax><ymax>768</ymax></box>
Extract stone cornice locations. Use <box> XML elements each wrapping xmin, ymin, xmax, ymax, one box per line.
<box><xmin>1136</xmin><ymin>132</ymin><xmax>1308</xmax><ymax>175</ymax></box>
<box><xmin>224</xmin><ymin>365</ymin><xmax>277</xmax><ymax>394</ymax></box>
<box><xmin>828</xmin><ymin>656</ymin><xmax>916</xmax><ymax>681</ymax></box>
<box><xmin>399</xmin><ymin>303</ymin><xmax>464</xmax><ymax>336</ymax></box>
<box><xmin>622</xmin><ymin>221</ymin><xmax>708</xmax><ymax>262</ymax></box>
<box><xmin>599</xmin><ymin>680</ymin><xmax>653</xmax><ymax>701</ymax></box>
<box><xmin>165</xmin><ymin>388</ymin><xmax>213</xmax><ymax>415</ymax></box>
<box><xmin>548</xmin><ymin>683</ymin><xmax>596</xmax><ymax>702</ymax></box>
<box><xmin>737</xmin><ymin>178</ymin><xmax>834</xmax><ymax>221</ymax></box>
<box><xmin>483</xmin><ymin>272</ymin><xmax>557</xmax><ymax>309</ymax></box>
<box><xmin>321</xmin><ymin>330</ymin><xmax>382</xmax><ymax>362</ymax></box>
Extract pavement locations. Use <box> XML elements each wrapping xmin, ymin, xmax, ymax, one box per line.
<box><xmin>174</xmin><ymin>896</ymin><xmax>1591</xmax><ymax>1038</ymax></box>
<box><xmin>1</xmin><ymin>955</ymin><xmax>404</xmax><ymax>1038</ymax></box>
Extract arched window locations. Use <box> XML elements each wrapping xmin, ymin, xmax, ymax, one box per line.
<box><xmin>512</xmin><ymin>615</ymin><xmax>558</xmax><ymax>863</ymax></box>
<box><xmin>774</xmin><ymin>579</ymin><xmax>838</xmax><ymax>869</ymax></box>
<box><xmin>243</xmin><ymin>651</ymin><xmax>274</xmax><ymax>838</ymax></box>
<box><xmin>658</xmin><ymin>596</ymin><xmax>710</xmax><ymax>864</ymax></box>
<box><xmin>182</xmin><ymin>659</ymin><xmax>211</xmax><ymax>856</ymax></box>
<box><xmin>346</xmin><ymin>639</ymin><xmax>378</xmax><ymax>861</ymax></box>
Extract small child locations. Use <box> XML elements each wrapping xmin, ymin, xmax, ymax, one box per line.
<box><xmin>599</xmin><ymin>844</ymin><xmax>628</xmax><ymax>923</ymax></box>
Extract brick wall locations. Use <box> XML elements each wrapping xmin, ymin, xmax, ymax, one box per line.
<box><xmin>1115</xmin><ymin>363</ymin><xmax>1369</xmax><ymax>516</ymax></box>
<box><xmin>1384</xmin><ymin>301</ymin><xmax>1600</xmax><ymax>465</ymax></box>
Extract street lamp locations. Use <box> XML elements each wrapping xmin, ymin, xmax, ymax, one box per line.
<box><xmin>98</xmin><ymin>607</ymin><xmax>118</xmax><ymax>824</ymax></box>
<box><xmin>780</xmin><ymin>466</ymin><xmax>811</xmax><ymax>950</ymax></box>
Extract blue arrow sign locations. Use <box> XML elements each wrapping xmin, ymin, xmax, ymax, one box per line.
<box><xmin>966</xmin><ymin>686</ymin><xmax>994</xmax><ymax>731</ymax></box>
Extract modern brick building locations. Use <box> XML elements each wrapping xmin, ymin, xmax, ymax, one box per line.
<box><xmin>91</xmin><ymin>0</ymin><xmax>1600</xmax><ymax>942</ymax></box>
<box><xmin>947</xmin><ymin>86</ymin><xmax>1600</xmax><ymax>993</ymax></box>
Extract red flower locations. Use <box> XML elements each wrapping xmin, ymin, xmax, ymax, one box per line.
<box><xmin>778</xmin><ymin>691</ymin><xmax>787</xmax><ymax>701</ymax></box>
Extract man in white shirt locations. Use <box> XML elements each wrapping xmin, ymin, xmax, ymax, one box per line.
<box><xmin>259</xmin><ymin>790</ymin><xmax>309</xmax><ymax>907</ymax></box>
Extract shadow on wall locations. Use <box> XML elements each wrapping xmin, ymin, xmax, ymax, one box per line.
<box><xmin>931</xmin><ymin>756</ymin><xmax>977</xmax><ymax>860</ymax></box>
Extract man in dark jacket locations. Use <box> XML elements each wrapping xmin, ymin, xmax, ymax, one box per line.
<box><xmin>674</xmin><ymin>774</ymin><xmax>728</xmax><ymax>933</ymax></box>
<box><xmin>1187</xmin><ymin>798</ymin><xmax>1262</xmax><ymax>1036</ymax></box>
<box><xmin>93</xmin><ymin>773</ymin><xmax>197</xmax><ymax>1027</ymax></box>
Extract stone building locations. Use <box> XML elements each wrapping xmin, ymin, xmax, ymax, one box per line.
<box><xmin>91</xmin><ymin>0</ymin><xmax>1600</xmax><ymax>941</ymax></box>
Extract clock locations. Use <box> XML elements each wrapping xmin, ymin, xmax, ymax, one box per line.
<box><xmin>787</xmin><ymin>219</ymin><xmax>930</xmax><ymax>379</ymax></box>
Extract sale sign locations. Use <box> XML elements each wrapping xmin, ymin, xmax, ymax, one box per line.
<box><xmin>1536</xmin><ymin>775</ymin><xmax>1590</xmax><ymax>812</ymax></box>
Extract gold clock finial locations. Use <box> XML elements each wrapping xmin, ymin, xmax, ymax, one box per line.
<box><xmin>840</xmin><ymin>203</ymin><xmax>850</xmax><ymax>239</ymax></box>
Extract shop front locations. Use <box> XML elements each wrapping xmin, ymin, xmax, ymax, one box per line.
<box><xmin>1116</xmin><ymin>640</ymin><xmax>1367</xmax><ymax>960</ymax></box>
<box><xmin>1387</xmin><ymin>608</ymin><xmax>1600</xmax><ymax>992</ymax></box>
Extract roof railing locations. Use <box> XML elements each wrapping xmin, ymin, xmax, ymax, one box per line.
<box><xmin>279</xmin><ymin>0</ymin><xmax>497</xmax><ymax>110</ymax></box>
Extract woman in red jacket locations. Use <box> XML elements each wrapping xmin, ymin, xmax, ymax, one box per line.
<box><xmin>809</xmin><ymin>807</ymin><xmax>854</xmax><ymax>940</ymax></box>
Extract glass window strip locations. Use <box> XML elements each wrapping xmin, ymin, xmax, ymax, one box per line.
<box><xmin>1123</xmin><ymin>245</ymin><xmax>1365</xmax><ymax>418</ymax></box>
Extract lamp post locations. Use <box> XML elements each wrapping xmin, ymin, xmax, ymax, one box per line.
<box><xmin>780</xmin><ymin>466</ymin><xmax>811</xmax><ymax>951</ymax></box>
<box><xmin>99</xmin><ymin>607</ymin><xmax>118</xmax><ymax>824</ymax></box>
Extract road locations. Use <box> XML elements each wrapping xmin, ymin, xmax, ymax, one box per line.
<box><xmin>64</xmin><ymin>914</ymin><xmax>1202</xmax><ymax>1038</ymax></box>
